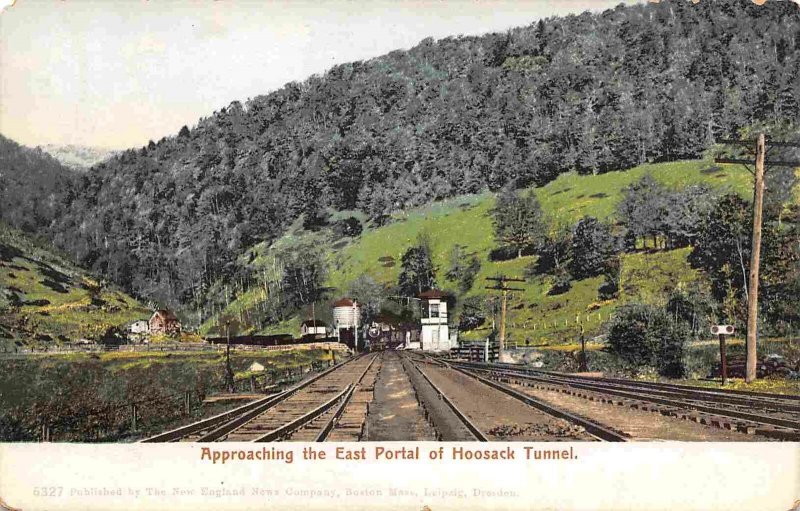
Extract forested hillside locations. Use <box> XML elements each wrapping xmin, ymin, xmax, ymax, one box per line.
<box><xmin>2</xmin><ymin>0</ymin><xmax>799</xmax><ymax>321</ymax></box>
<box><xmin>201</xmin><ymin>159</ymin><xmax>759</xmax><ymax>340</ymax></box>
<box><xmin>0</xmin><ymin>135</ymin><xmax>76</xmax><ymax>232</ymax></box>
<box><xmin>0</xmin><ymin>223</ymin><xmax>149</xmax><ymax>350</ymax></box>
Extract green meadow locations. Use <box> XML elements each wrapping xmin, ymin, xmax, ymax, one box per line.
<box><xmin>0</xmin><ymin>224</ymin><xmax>150</xmax><ymax>348</ymax></box>
<box><xmin>208</xmin><ymin>158</ymin><xmax>758</xmax><ymax>344</ymax></box>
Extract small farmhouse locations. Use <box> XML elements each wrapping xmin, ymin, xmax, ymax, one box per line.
<box><xmin>126</xmin><ymin>320</ymin><xmax>150</xmax><ymax>343</ymax></box>
<box><xmin>149</xmin><ymin>309</ymin><xmax>181</xmax><ymax>335</ymax></box>
<box><xmin>300</xmin><ymin>319</ymin><xmax>328</xmax><ymax>339</ymax></box>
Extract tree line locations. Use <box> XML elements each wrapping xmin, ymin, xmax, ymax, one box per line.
<box><xmin>489</xmin><ymin>172</ymin><xmax>799</xmax><ymax>376</ymax></box>
<box><xmin>1</xmin><ymin>0</ymin><xmax>798</xmax><ymax>322</ymax></box>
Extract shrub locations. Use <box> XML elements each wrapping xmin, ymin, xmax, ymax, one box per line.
<box><xmin>597</xmin><ymin>256</ymin><xmax>621</xmax><ymax>300</ymax></box>
<box><xmin>548</xmin><ymin>268</ymin><xmax>572</xmax><ymax>296</ymax></box>
<box><xmin>458</xmin><ymin>296</ymin><xmax>486</xmax><ymax>331</ymax></box>
<box><xmin>332</xmin><ymin>217</ymin><xmax>363</xmax><ymax>238</ymax></box>
<box><xmin>607</xmin><ymin>303</ymin><xmax>689</xmax><ymax>377</ymax></box>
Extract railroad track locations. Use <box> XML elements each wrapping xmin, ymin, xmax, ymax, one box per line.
<box><xmin>401</xmin><ymin>352</ymin><xmax>488</xmax><ymax>441</ymax></box>
<box><xmin>446</xmin><ymin>359</ymin><xmax>800</xmax><ymax>440</ymax></box>
<box><xmin>404</xmin><ymin>352</ymin><xmax>627</xmax><ymax>442</ymax></box>
<box><xmin>291</xmin><ymin>352</ymin><xmax>382</xmax><ymax>442</ymax></box>
<box><xmin>455</xmin><ymin>360</ymin><xmax>800</xmax><ymax>410</ymax></box>
<box><xmin>141</xmin><ymin>353</ymin><xmax>377</xmax><ymax>443</ymax></box>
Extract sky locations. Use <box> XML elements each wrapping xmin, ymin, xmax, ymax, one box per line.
<box><xmin>0</xmin><ymin>0</ymin><xmax>644</xmax><ymax>149</ymax></box>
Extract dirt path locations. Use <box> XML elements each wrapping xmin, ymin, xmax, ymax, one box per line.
<box><xmin>365</xmin><ymin>351</ymin><xmax>436</xmax><ymax>441</ymax></box>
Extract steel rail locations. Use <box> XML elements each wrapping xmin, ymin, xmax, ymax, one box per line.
<box><xmin>315</xmin><ymin>353</ymin><xmax>380</xmax><ymax>442</ymax></box>
<box><xmin>141</xmin><ymin>355</ymin><xmax>361</xmax><ymax>443</ymax></box>
<box><xmin>469</xmin><ymin>366</ymin><xmax>800</xmax><ymax>432</ymax></box>
<box><xmin>254</xmin><ymin>384</ymin><xmax>354</xmax><ymax>442</ymax></box>
<box><xmin>314</xmin><ymin>385</ymin><xmax>357</xmax><ymax>442</ymax></box>
<box><xmin>450</xmin><ymin>365</ymin><xmax>628</xmax><ymax>442</ymax></box>
<box><xmin>399</xmin><ymin>354</ymin><xmax>479</xmax><ymax>441</ymax></box>
<box><xmin>405</xmin><ymin>356</ymin><xmax>489</xmax><ymax>442</ymax></box>
<box><xmin>465</xmin><ymin>364</ymin><xmax>800</xmax><ymax>413</ymax></box>
<box><xmin>531</xmin><ymin>373</ymin><xmax>800</xmax><ymax>413</ymax></box>
<box><xmin>449</xmin><ymin>360</ymin><xmax>800</xmax><ymax>405</ymax></box>
<box><xmin>235</xmin><ymin>353</ymin><xmax>377</xmax><ymax>442</ymax></box>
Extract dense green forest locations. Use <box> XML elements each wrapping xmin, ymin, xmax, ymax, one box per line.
<box><xmin>0</xmin><ymin>135</ymin><xmax>76</xmax><ymax>232</ymax></box>
<box><xmin>1</xmin><ymin>0</ymin><xmax>799</xmax><ymax>323</ymax></box>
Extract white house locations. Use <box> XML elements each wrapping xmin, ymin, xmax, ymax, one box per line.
<box><xmin>300</xmin><ymin>320</ymin><xmax>328</xmax><ymax>339</ymax></box>
<box><xmin>419</xmin><ymin>289</ymin><xmax>454</xmax><ymax>352</ymax></box>
<box><xmin>126</xmin><ymin>320</ymin><xmax>150</xmax><ymax>343</ymax></box>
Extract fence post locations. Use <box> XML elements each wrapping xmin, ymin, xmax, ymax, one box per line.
<box><xmin>185</xmin><ymin>391</ymin><xmax>191</xmax><ymax>416</ymax></box>
<box><xmin>131</xmin><ymin>404</ymin><xmax>137</xmax><ymax>432</ymax></box>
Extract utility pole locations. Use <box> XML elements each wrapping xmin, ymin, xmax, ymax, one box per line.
<box><xmin>485</xmin><ymin>276</ymin><xmax>525</xmax><ymax>360</ymax></box>
<box><xmin>225</xmin><ymin>320</ymin><xmax>235</xmax><ymax>393</ymax></box>
<box><xmin>747</xmin><ymin>134</ymin><xmax>766</xmax><ymax>385</ymax></box>
<box><xmin>716</xmin><ymin>135</ymin><xmax>800</xmax><ymax>383</ymax></box>
<box><xmin>578</xmin><ymin>322</ymin><xmax>587</xmax><ymax>372</ymax></box>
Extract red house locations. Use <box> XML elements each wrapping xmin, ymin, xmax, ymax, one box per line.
<box><xmin>149</xmin><ymin>309</ymin><xmax>181</xmax><ymax>335</ymax></box>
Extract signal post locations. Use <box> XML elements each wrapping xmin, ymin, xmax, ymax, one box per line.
<box><xmin>711</xmin><ymin>324</ymin><xmax>734</xmax><ymax>386</ymax></box>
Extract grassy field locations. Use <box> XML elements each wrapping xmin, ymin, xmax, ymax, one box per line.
<box><xmin>0</xmin><ymin>224</ymin><xmax>150</xmax><ymax>348</ymax></box>
<box><xmin>206</xmin><ymin>158</ymin><xmax>758</xmax><ymax>343</ymax></box>
<box><xmin>0</xmin><ymin>347</ymin><xmax>335</xmax><ymax>441</ymax></box>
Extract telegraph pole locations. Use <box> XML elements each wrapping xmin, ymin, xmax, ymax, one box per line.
<box><xmin>225</xmin><ymin>320</ymin><xmax>235</xmax><ymax>393</ymax></box>
<box><xmin>485</xmin><ymin>276</ymin><xmax>525</xmax><ymax>359</ymax></box>
<box><xmin>747</xmin><ymin>134</ymin><xmax>766</xmax><ymax>384</ymax></box>
<box><xmin>716</xmin><ymin>134</ymin><xmax>800</xmax><ymax>383</ymax></box>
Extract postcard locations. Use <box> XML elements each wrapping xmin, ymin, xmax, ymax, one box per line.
<box><xmin>0</xmin><ymin>0</ymin><xmax>798</xmax><ymax>510</ymax></box>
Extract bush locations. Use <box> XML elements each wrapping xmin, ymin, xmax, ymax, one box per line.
<box><xmin>458</xmin><ymin>296</ymin><xmax>487</xmax><ymax>331</ymax></box>
<box><xmin>665</xmin><ymin>286</ymin><xmax>715</xmax><ymax>338</ymax></box>
<box><xmin>548</xmin><ymin>269</ymin><xmax>572</xmax><ymax>296</ymax></box>
<box><xmin>607</xmin><ymin>303</ymin><xmax>689</xmax><ymax>377</ymax></box>
<box><xmin>597</xmin><ymin>256</ymin><xmax>620</xmax><ymax>300</ymax></box>
<box><xmin>332</xmin><ymin>217</ymin><xmax>363</xmax><ymax>238</ymax></box>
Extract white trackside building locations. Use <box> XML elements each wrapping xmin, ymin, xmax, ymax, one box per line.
<box><xmin>419</xmin><ymin>289</ymin><xmax>454</xmax><ymax>352</ymax></box>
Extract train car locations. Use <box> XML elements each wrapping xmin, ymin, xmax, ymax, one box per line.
<box><xmin>205</xmin><ymin>333</ymin><xmax>294</xmax><ymax>346</ymax></box>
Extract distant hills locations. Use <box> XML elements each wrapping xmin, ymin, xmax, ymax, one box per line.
<box><xmin>39</xmin><ymin>144</ymin><xmax>120</xmax><ymax>171</ymax></box>
<box><xmin>1</xmin><ymin>0</ymin><xmax>798</xmax><ymax>325</ymax></box>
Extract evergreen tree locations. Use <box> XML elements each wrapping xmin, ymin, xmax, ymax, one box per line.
<box><xmin>445</xmin><ymin>246</ymin><xmax>481</xmax><ymax>294</ymax></box>
<box><xmin>570</xmin><ymin>216</ymin><xmax>618</xmax><ymax>279</ymax></box>
<box><xmin>397</xmin><ymin>236</ymin><xmax>437</xmax><ymax>297</ymax></box>
<box><xmin>618</xmin><ymin>175</ymin><xmax>668</xmax><ymax>249</ymax></box>
<box><xmin>492</xmin><ymin>187</ymin><xmax>546</xmax><ymax>258</ymax></box>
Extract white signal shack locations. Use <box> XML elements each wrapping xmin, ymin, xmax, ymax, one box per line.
<box><xmin>419</xmin><ymin>289</ymin><xmax>454</xmax><ymax>352</ymax></box>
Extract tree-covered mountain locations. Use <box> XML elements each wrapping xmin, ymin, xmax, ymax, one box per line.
<box><xmin>0</xmin><ymin>135</ymin><xmax>76</xmax><ymax>232</ymax></box>
<box><xmin>3</xmin><ymin>0</ymin><xmax>799</xmax><ymax>321</ymax></box>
